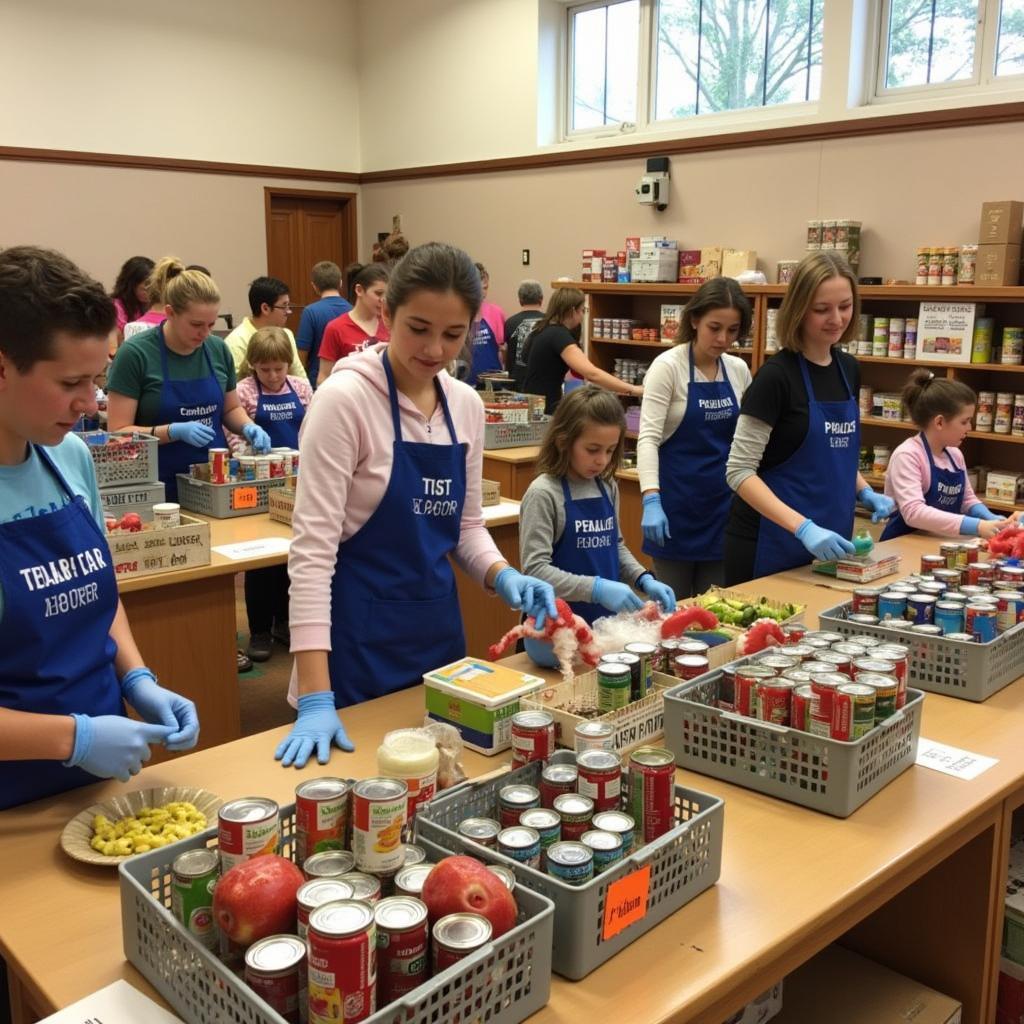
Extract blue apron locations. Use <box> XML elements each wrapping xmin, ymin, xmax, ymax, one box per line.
<box><xmin>552</xmin><ymin>477</ymin><xmax>619</xmax><ymax>624</ymax></box>
<box><xmin>0</xmin><ymin>446</ymin><xmax>123</xmax><ymax>809</ymax></box>
<box><xmin>327</xmin><ymin>353</ymin><xmax>467</xmax><ymax>707</ymax></box>
<box><xmin>156</xmin><ymin>327</ymin><xmax>226</xmax><ymax>502</ymax></box>
<box><xmin>752</xmin><ymin>352</ymin><xmax>860</xmax><ymax>579</ymax></box>
<box><xmin>643</xmin><ymin>345</ymin><xmax>738</xmax><ymax>562</ymax></box>
<box><xmin>254</xmin><ymin>380</ymin><xmax>305</xmax><ymax>450</ymax></box>
<box><xmin>880</xmin><ymin>434</ymin><xmax>965</xmax><ymax>541</ymax></box>
<box><xmin>468</xmin><ymin>318</ymin><xmax>501</xmax><ymax>385</ymax></box>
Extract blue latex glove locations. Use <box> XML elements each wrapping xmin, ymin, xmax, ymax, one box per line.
<box><xmin>243</xmin><ymin>423</ymin><xmax>272</xmax><ymax>454</ymax></box>
<box><xmin>857</xmin><ymin>487</ymin><xmax>895</xmax><ymax>524</ymax></box>
<box><xmin>121</xmin><ymin>667</ymin><xmax>200</xmax><ymax>752</ymax></box>
<box><xmin>637</xmin><ymin>573</ymin><xmax>676</xmax><ymax>613</ymax></box>
<box><xmin>65</xmin><ymin>714</ymin><xmax>174</xmax><ymax>782</ymax></box>
<box><xmin>967</xmin><ymin>502</ymin><xmax>1002</xmax><ymax>521</ymax></box>
<box><xmin>275</xmin><ymin>692</ymin><xmax>354</xmax><ymax>769</ymax></box>
<box><xmin>641</xmin><ymin>493</ymin><xmax>671</xmax><ymax>547</ymax></box>
<box><xmin>494</xmin><ymin>567</ymin><xmax>558</xmax><ymax>630</ymax></box>
<box><xmin>795</xmin><ymin>519</ymin><xmax>857</xmax><ymax>561</ymax></box>
<box><xmin>592</xmin><ymin>577</ymin><xmax>644</xmax><ymax>614</ymax></box>
<box><xmin>167</xmin><ymin>421</ymin><xmax>216</xmax><ymax>447</ymax></box>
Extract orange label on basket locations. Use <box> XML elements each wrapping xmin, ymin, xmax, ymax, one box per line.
<box><xmin>232</xmin><ymin>486</ymin><xmax>258</xmax><ymax>509</ymax></box>
<box><xmin>602</xmin><ymin>865</ymin><xmax>650</xmax><ymax>940</ymax></box>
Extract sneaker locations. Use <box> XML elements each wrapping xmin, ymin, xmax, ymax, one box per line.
<box><xmin>237</xmin><ymin>649</ymin><xmax>253</xmax><ymax>673</ymax></box>
<box><xmin>247</xmin><ymin>632</ymin><xmax>273</xmax><ymax>662</ymax></box>
<box><xmin>271</xmin><ymin>624</ymin><xmax>291</xmax><ymax>648</ymax></box>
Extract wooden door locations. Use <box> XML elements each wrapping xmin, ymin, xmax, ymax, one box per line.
<box><xmin>264</xmin><ymin>189</ymin><xmax>358</xmax><ymax>332</ymax></box>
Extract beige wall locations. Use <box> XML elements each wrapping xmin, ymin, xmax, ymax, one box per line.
<box><xmin>0</xmin><ymin>160</ymin><xmax>357</xmax><ymax>320</ymax></box>
<box><xmin>0</xmin><ymin>0</ymin><xmax>360</xmax><ymax>172</ymax></box>
<box><xmin>361</xmin><ymin>121</ymin><xmax>1024</xmax><ymax>312</ymax></box>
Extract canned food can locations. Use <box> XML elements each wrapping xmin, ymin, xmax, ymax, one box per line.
<box><xmin>627</xmin><ymin>746</ymin><xmax>675</xmax><ymax>844</ymax></box>
<box><xmin>999</xmin><ymin>565</ymin><xmax>1024</xmax><ymax>588</ymax></box>
<box><xmin>304</xmin><ymin>850</ymin><xmax>356</xmax><ymax>881</ymax></box>
<box><xmin>782</xmin><ymin>643</ymin><xmax>815</xmax><ymax>662</ymax></box>
<box><xmin>375</xmin><ymin>896</ymin><xmax>429</xmax><ymax>1003</ymax></box>
<box><xmin>934</xmin><ymin>601</ymin><xmax>965</xmax><ymax>635</ymax></box>
<box><xmin>297</xmin><ymin>879</ymin><xmax>355</xmax><ymax>940</ymax></box>
<box><xmin>581</xmin><ymin>829</ymin><xmax>625</xmax><ymax>873</ymax></box>
<box><xmin>734</xmin><ymin>664</ymin><xmax>777</xmax><ymax>717</ymax></box>
<box><xmin>268</xmin><ymin>454</ymin><xmax>285</xmax><ymax>478</ymax></box>
<box><xmin>959</xmin><ymin>542</ymin><xmax>981</xmax><ymax>567</ymax></box>
<box><xmin>456</xmin><ymin>817</ymin><xmax>501</xmax><ymax>847</ymax></box>
<box><xmin>758</xmin><ymin>653</ymin><xmax>800</xmax><ymax>673</ymax></box>
<box><xmin>945</xmin><ymin>632</ymin><xmax>976</xmax><ymax>642</ymax></box>
<box><xmin>394</xmin><ymin>863</ymin><xmax>435</xmax><ymax>898</ymax></box>
<box><xmin>602</xmin><ymin>652</ymin><xmax>643</xmax><ymax>701</ymax></box>
<box><xmin>498</xmin><ymin>784</ymin><xmax>541</xmax><ymax>829</ymax></box>
<box><xmin>337</xmin><ymin>872</ymin><xmax>383</xmax><ymax>905</ymax></box>
<box><xmin>171</xmin><ymin>848</ymin><xmax>219</xmax><ymax>950</ymax></box>
<box><xmin>520</xmin><ymin>808</ymin><xmax>561</xmax><ymax>863</ymax></box>
<box><xmin>756</xmin><ymin>678</ymin><xmax>795</xmax><ymax>725</ymax></box>
<box><xmin>848</xmin><ymin>613</ymin><xmax>880</xmax><ymax>626</ymax></box>
<box><xmin>831</xmin><ymin>683</ymin><xmax>876</xmax><ymax>741</ymax></box>
<box><xmin>921</xmin><ymin>554</ymin><xmax>945</xmax><ymax>575</ymax></box>
<box><xmin>209</xmin><ymin>447</ymin><xmax>229</xmax><ymax>484</ymax></box>
<box><xmin>401</xmin><ymin>844</ymin><xmax>426</xmax><ymax>867</ymax></box>
<box><xmin>995</xmin><ymin>591</ymin><xmax>1024</xmax><ymax>632</ymax></box>
<box><xmin>906</xmin><ymin>594</ymin><xmax>937</xmax><ymax>624</ymax></box>
<box><xmin>576</xmin><ymin>749</ymin><xmax>622</xmax><ymax>812</ymax></box>
<box><xmin>717</xmin><ymin>664</ymin><xmax>737</xmax><ymax>711</ymax></box>
<box><xmin>624</xmin><ymin>641</ymin><xmax>658</xmax><ymax>698</ymax></box>
<box><xmin>238</xmin><ymin>455</ymin><xmax>256</xmax><ymax>481</ymax></box>
<box><xmin>655</xmin><ymin>638</ymin><xmax>680</xmax><ymax>673</ymax></box>
<box><xmin>780</xmin><ymin>623</ymin><xmax>806</xmax><ymax>644</ymax></box>
<box><xmin>590</xmin><ymin>809</ymin><xmax>635</xmax><ymax>856</ymax></box>
<box><xmin>540</xmin><ymin>764</ymin><xmax>579</xmax><ymax>809</ymax></box>
<box><xmin>218</xmin><ymin>797</ymin><xmax>281</xmax><ymax>873</ymax></box>
<box><xmin>307</xmin><ymin>900</ymin><xmax>376</xmax><ymax>1024</ymax></box>
<box><xmin>597</xmin><ymin>662</ymin><xmax>632</xmax><ymax>712</ymax></box>
<box><xmin>487</xmin><ymin>864</ymin><xmax>517</xmax><ymax>891</ymax></box>
<box><xmin>809</xmin><ymin>671</ymin><xmax>848</xmax><ymax>736</ymax></box>
<box><xmin>911</xmin><ymin>623</ymin><xmax>943</xmax><ymax>636</ymax></box>
<box><xmin>352</xmin><ymin>778</ymin><xmax>408</xmax><ymax>875</ymax></box>
<box><xmin>497</xmin><ymin>826</ymin><xmax>541</xmax><ymax>868</ymax></box>
<box><xmin>782</xmin><ymin>669</ymin><xmax>813</xmax><ymax>686</ymax></box>
<box><xmin>672</xmin><ymin>654</ymin><xmax>710</xmax><ymax>680</ymax></box>
<box><xmin>295</xmin><ymin>777</ymin><xmax>351</xmax><ymax>865</ymax></box>
<box><xmin>790</xmin><ymin>685</ymin><xmax>816</xmax><ymax>731</ymax></box>
<box><xmin>510</xmin><ymin>710</ymin><xmax>556</xmax><ymax>769</ymax></box>
<box><xmin>966</xmin><ymin>562</ymin><xmax>995</xmax><ymax>587</ymax></box>
<box><xmin>553</xmin><ymin>792</ymin><xmax>595</xmax><ymax>841</ymax></box>
<box><xmin>545</xmin><ymin>841</ymin><xmax>594</xmax><ymax>886</ymax></box>
<box><xmin>245</xmin><ymin>934</ymin><xmax>307</xmax><ymax>1024</ymax></box>
<box><xmin>872</xmin><ymin>645</ymin><xmax>909</xmax><ymax>707</ymax></box>
<box><xmin>877</xmin><ymin>591</ymin><xmax>908</xmax><ymax>621</ymax></box>
<box><xmin>851</xmin><ymin>588</ymin><xmax>880</xmax><ymax>615</ymax></box>
<box><xmin>432</xmin><ymin>913</ymin><xmax>491</xmax><ymax>973</ymax></box>
<box><xmin>965</xmin><ymin>602</ymin><xmax>998</xmax><ymax>642</ymax></box>
<box><xmin>573</xmin><ymin>720</ymin><xmax>614</xmax><ymax>756</ymax></box>
<box><xmin>816</xmin><ymin>650</ymin><xmax>853</xmax><ymax>676</ymax></box>
<box><xmin>856</xmin><ymin>673</ymin><xmax>899</xmax><ymax>722</ymax></box>
<box><xmin>939</xmin><ymin>542</ymin><xmax>961</xmax><ymax>569</ymax></box>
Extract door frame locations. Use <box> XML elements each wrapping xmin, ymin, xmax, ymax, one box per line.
<box><xmin>263</xmin><ymin>186</ymin><xmax>359</xmax><ymax>280</ymax></box>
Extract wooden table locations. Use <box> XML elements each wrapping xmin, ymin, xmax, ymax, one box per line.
<box><xmin>4</xmin><ymin>532</ymin><xmax>1020</xmax><ymax>1024</ymax></box>
<box><xmin>482</xmin><ymin>446</ymin><xmax>540</xmax><ymax>501</ymax></box>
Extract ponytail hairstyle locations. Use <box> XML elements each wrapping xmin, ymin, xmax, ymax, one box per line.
<box><xmin>144</xmin><ymin>256</ymin><xmax>186</xmax><ymax>307</ymax></box>
<box><xmin>680</xmin><ymin>277</ymin><xmax>753</xmax><ymax>345</ymax></box>
<box><xmin>165</xmin><ymin>269</ymin><xmax>221</xmax><ymax>313</ymax></box>
<box><xmin>385</xmin><ymin>243</ymin><xmax>482</xmax><ymax>325</ymax></box>
<box><xmin>536</xmin><ymin>385</ymin><xmax>625</xmax><ymax>481</ymax></box>
<box><xmin>111</xmin><ymin>256</ymin><xmax>154</xmax><ymax>322</ymax></box>
<box><xmin>901</xmin><ymin>368</ymin><xmax>977</xmax><ymax>428</ymax></box>
<box><xmin>346</xmin><ymin>262</ymin><xmax>390</xmax><ymax>304</ymax></box>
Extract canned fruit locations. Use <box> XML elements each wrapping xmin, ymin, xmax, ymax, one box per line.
<box><xmin>171</xmin><ymin>848</ymin><xmax>219</xmax><ymax>950</ymax></box>
<box><xmin>295</xmin><ymin>778</ymin><xmax>350</xmax><ymax>865</ymax></box>
<box><xmin>218</xmin><ymin>797</ymin><xmax>280</xmax><ymax>873</ymax></box>
<box><xmin>213</xmin><ymin>853</ymin><xmax>305</xmax><ymax>948</ymax></box>
<box><xmin>352</xmin><ymin>778</ymin><xmax>408</xmax><ymax>874</ymax></box>
<box><xmin>297</xmin><ymin>879</ymin><xmax>355</xmax><ymax>940</ymax></box>
<box><xmin>420</xmin><ymin>856</ymin><xmax>518</xmax><ymax>939</ymax></box>
<box><xmin>307</xmin><ymin>900</ymin><xmax>376</xmax><ymax>1024</ymax></box>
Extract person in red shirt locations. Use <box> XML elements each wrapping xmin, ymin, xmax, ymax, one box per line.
<box><xmin>317</xmin><ymin>263</ymin><xmax>390</xmax><ymax>385</ymax></box>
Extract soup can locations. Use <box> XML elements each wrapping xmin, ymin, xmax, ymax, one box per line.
<box><xmin>218</xmin><ymin>797</ymin><xmax>280</xmax><ymax>873</ymax></box>
<box><xmin>735</xmin><ymin>664</ymin><xmax>777</xmax><ymax>718</ymax></box>
<box><xmin>307</xmin><ymin>900</ymin><xmax>376</xmax><ymax>1024</ymax></box>
<box><xmin>498</xmin><ymin>784</ymin><xmax>541</xmax><ymax>829</ymax></box>
<box><xmin>574</xmin><ymin>721</ymin><xmax>614</xmax><ymax>755</ymax></box>
<box><xmin>581</xmin><ymin>829</ymin><xmax>624</xmax><ymax>874</ymax></box>
<box><xmin>626</xmin><ymin>747</ymin><xmax>675</xmax><ymax>844</ymax></box>
<box><xmin>576</xmin><ymin>749</ymin><xmax>622</xmax><ymax>812</ymax></box>
<box><xmin>790</xmin><ymin>684</ymin><xmax>816</xmax><ymax>731</ymax></box>
<box><xmin>432</xmin><ymin>913</ymin><xmax>491</xmax><ymax>973</ymax></box>
<box><xmin>966</xmin><ymin>562</ymin><xmax>996</xmax><ymax>587</ymax></box>
<box><xmin>540</xmin><ymin>763</ymin><xmax>579</xmax><ymax>807</ymax></box>
<box><xmin>851</xmin><ymin>588</ymin><xmax>880</xmax><ymax>615</ymax></box>
<box><xmin>295</xmin><ymin>777</ymin><xmax>351</xmax><ymax>865</ymax></box>
<box><xmin>756</xmin><ymin>678</ymin><xmax>795</xmax><ymax>726</ymax></box>
<box><xmin>337</xmin><ymin>872</ymin><xmax>382</xmax><ymax>905</ymax></box>
<box><xmin>553</xmin><ymin>793</ymin><xmax>595</xmax><ymax>841</ymax></box>
<box><xmin>545</xmin><ymin>841</ymin><xmax>594</xmax><ymax>886</ymax></box>
<box><xmin>375</xmin><ymin>896</ymin><xmax>428</xmax><ymax>1003</ymax></box>
<box><xmin>297</xmin><ymin>879</ymin><xmax>355</xmax><ymax>940</ymax></box>
<box><xmin>831</xmin><ymin>683</ymin><xmax>876</xmax><ymax>741</ymax></box>
<box><xmin>921</xmin><ymin>554</ymin><xmax>946</xmax><ymax>575</ymax></box>
<box><xmin>456</xmin><ymin>817</ymin><xmax>501</xmax><ymax>848</ymax></box>
<box><xmin>497</xmin><ymin>826</ymin><xmax>541</xmax><ymax>868</ymax></box>
<box><xmin>809</xmin><ymin>671</ymin><xmax>848</xmax><ymax>736</ymax></box>
<box><xmin>352</xmin><ymin>778</ymin><xmax>408</xmax><ymax>875</ymax></box>
<box><xmin>304</xmin><ymin>850</ymin><xmax>356</xmax><ymax>881</ymax></box>
<box><xmin>393</xmin><ymin>863</ymin><xmax>435</xmax><ymax>899</ymax></box>
<box><xmin>510</xmin><ymin>710</ymin><xmax>556</xmax><ymax>769</ymax></box>
<box><xmin>245</xmin><ymin>934</ymin><xmax>307</xmax><ymax>1024</ymax></box>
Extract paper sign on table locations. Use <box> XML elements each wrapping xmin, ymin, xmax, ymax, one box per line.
<box><xmin>37</xmin><ymin>979</ymin><xmax>183</xmax><ymax>1023</ymax></box>
<box><xmin>915</xmin><ymin>738</ymin><xmax>998</xmax><ymax>780</ymax></box>
<box><xmin>231</xmin><ymin>486</ymin><xmax>259</xmax><ymax>510</ymax></box>
<box><xmin>212</xmin><ymin>537</ymin><xmax>291</xmax><ymax>560</ymax></box>
<box><xmin>602</xmin><ymin>864</ymin><xmax>651</xmax><ymax>940</ymax></box>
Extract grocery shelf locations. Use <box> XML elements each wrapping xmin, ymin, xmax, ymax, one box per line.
<box><xmin>591</xmin><ymin>336</ymin><xmax>673</xmax><ymax>349</ymax></box>
<box><xmin>860</xmin><ymin>415</ymin><xmax>1024</xmax><ymax>444</ymax></box>
<box><xmin>856</xmin><ymin>355</ymin><xmax>1024</xmax><ymax>373</ymax></box>
<box><xmin>558</xmin><ymin>281</ymin><xmax>1024</xmax><ymax>301</ymax></box>
<box><xmin>860</xmin><ymin>471</ymin><xmax>1021</xmax><ymax>513</ymax></box>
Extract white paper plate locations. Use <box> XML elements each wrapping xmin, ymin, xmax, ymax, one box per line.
<box><xmin>61</xmin><ymin>786</ymin><xmax>223</xmax><ymax>866</ymax></box>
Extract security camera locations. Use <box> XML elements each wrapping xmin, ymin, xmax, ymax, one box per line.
<box><xmin>635</xmin><ymin>156</ymin><xmax>670</xmax><ymax>211</ymax></box>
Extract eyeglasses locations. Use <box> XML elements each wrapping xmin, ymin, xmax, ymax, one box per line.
<box><xmin>272</xmin><ymin>304</ymin><xmax>293</xmax><ymax>313</ymax></box>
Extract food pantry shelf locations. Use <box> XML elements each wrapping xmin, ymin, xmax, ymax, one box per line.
<box><xmin>856</xmin><ymin>356</ymin><xmax>1024</xmax><ymax>373</ymax></box>
<box><xmin>859</xmin><ymin>472</ymin><xmax>1022</xmax><ymax>513</ymax></box>
<box><xmin>860</xmin><ymin>415</ymin><xmax>1024</xmax><ymax>444</ymax></box>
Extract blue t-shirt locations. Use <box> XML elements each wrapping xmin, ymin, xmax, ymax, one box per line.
<box><xmin>296</xmin><ymin>296</ymin><xmax>352</xmax><ymax>387</ymax></box>
<box><xmin>0</xmin><ymin>433</ymin><xmax>105</xmax><ymax>622</ymax></box>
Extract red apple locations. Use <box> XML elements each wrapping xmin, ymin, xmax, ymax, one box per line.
<box><xmin>119</xmin><ymin>512</ymin><xmax>143</xmax><ymax>532</ymax></box>
<box><xmin>420</xmin><ymin>855</ymin><xmax>517</xmax><ymax>938</ymax></box>
<box><xmin>213</xmin><ymin>854</ymin><xmax>304</xmax><ymax>946</ymax></box>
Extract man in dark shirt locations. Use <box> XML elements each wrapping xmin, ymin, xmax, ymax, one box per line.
<box><xmin>503</xmin><ymin>280</ymin><xmax>544</xmax><ymax>390</ymax></box>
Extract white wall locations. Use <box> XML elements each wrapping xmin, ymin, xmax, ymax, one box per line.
<box><xmin>0</xmin><ymin>0</ymin><xmax>361</xmax><ymax>172</ymax></box>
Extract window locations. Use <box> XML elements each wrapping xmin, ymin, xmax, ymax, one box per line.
<box><xmin>878</xmin><ymin>0</ymin><xmax>1024</xmax><ymax>95</ymax></box>
<box><xmin>569</xmin><ymin>0</ymin><xmax>641</xmax><ymax>131</ymax></box>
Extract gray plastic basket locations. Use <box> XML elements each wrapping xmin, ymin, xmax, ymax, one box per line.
<box><xmin>99</xmin><ymin>481</ymin><xmax>166</xmax><ymax>522</ymax></box>
<box><xmin>483</xmin><ymin>418</ymin><xmax>550</xmax><ymax>450</ymax></box>
<box><xmin>662</xmin><ymin>654</ymin><xmax>924</xmax><ymax>818</ymax></box>
<box><xmin>414</xmin><ymin>751</ymin><xmax>723</xmax><ymax>980</ymax></box>
<box><xmin>176</xmin><ymin>474</ymin><xmax>286</xmax><ymax>518</ymax></box>
<box><xmin>120</xmin><ymin>803</ymin><xmax>554</xmax><ymax>1024</ymax></box>
<box><xmin>818</xmin><ymin>600</ymin><xmax>1024</xmax><ymax>702</ymax></box>
<box><xmin>83</xmin><ymin>430</ymin><xmax>159</xmax><ymax>486</ymax></box>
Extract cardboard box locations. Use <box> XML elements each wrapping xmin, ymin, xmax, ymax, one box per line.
<box><xmin>631</xmin><ymin>253</ymin><xmax>679</xmax><ymax>282</ymax></box>
<box><xmin>679</xmin><ymin>246</ymin><xmax>723</xmax><ymax>283</ymax></box>
<box><xmin>774</xmin><ymin>945</ymin><xmax>961</xmax><ymax>1024</ymax></box>
<box><xmin>267</xmin><ymin>486</ymin><xmax>296</xmax><ymax>526</ymax></box>
<box><xmin>722</xmin><ymin>248</ymin><xmax>758</xmax><ymax>277</ymax></box>
<box><xmin>725</xmin><ymin>983</ymin><xmax>784</xmax><ymax>1024</ymax></box>
<box><xmin>660</xmin><ymin>303</ymin><xmax>684</xmax><ymax>343</ymax></box>
<box><xmin>980</xmin><ymin>201</ymin><xmax>1024</xmax><ymax>245</ymax></box>
<box><xmin>107</xmin><ymin>513</ymin><xmax>211</xmax><ymax>581</ymax></box>
<box><xmin>976</xmin><ymin>243</ymin><xmax>1022</xmax><ymax>286</ymax></box>
<box><xmin>987</xmin><ymin>471</ymin><xmax>1024</xmax><ymax>504</ymax></box>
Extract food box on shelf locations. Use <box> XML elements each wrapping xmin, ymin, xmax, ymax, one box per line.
<box><xmin>980</xmin><ymin>200</ymin><xmax>1024</xmax><ymax>245</ymax></box>
<box><xmin>722</xmin><ymin>248</ymin><xmax>758</xmax><ymax>277</ymax></box>
<box><xmin>107</xmin><ymin>515</ymin><xmax>211</xmax><ymax>581</ymax></box>
<box><xmin>987</xmin><ymin>471</ymin><xmax>1024</xmax><ymax>504</ymax></box>
<box><xmin>424</xmin><ymin>657</ymin><xmax>547</xmax><ymax>755</ymax></box>
<box><xmin>679</xmin><ymin>246</ymin><xmax>723</xmax><ymax>283</ymax></box>
<box><xmin>660</xmin><ymin>303</ymin><xmax>683</xmax><ymax>343</ymax></box>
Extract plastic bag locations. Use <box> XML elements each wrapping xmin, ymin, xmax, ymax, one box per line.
<box><xmin>420</xmin><ymin>719</ymin><xmax>467</xmax><ymax>790</ymax></box>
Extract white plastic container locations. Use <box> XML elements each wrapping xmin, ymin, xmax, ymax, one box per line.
<box><xmin>377</xmin><ymin>729</ymin><xmax>440</xmax><ymax>820</ymax></box>
<box><xmin>152</xmin><ymin>502</ymin><xmax>181</xmax><ymax>529</ymax></box>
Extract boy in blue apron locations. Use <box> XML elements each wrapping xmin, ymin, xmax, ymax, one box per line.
<box><xmin>0</xmin><ymin>246</ymin><xmax>199</xmax><ymax>809</ymax></box>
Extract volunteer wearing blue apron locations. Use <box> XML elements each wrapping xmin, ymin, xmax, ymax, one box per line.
<box><xmin>723</xmin><ymin>252</ymin><xmax>894</xmax><ymax>585</ymax></box>
<box><xmin>466</xmin><ymin>263</ymin><xmax>505</xmax><ymax>385</ymax></box>
<box><xmin>881</xmin><ymin>435</ymin><xmax>964</xmax><ymax>540</ymax></box>
<box><xmin>0</xmin><ymin>245</ymin><xmax>199</xmax><ymax>810</ymax></box>
<box><xmin>255</xmin><ymin>379</ymin><xmax>305</xmax><ymax>449</ymax></box>
<box><xmin>519</xmin><ymin>386</ymin><xmax>675</xmax><ymax>657</ymax></box>
<box><xmin>638</xmin><ymin>280</ymin><xmax>753</xmax><ymax>598</ymax></box>
<box><xmin>277</xmin><ymin>243</ymin><xmax>558</xmax><ymax>769</ymax></box>
<box><xmin>106</xmin><ymin>269</ymin><xmax>271</xmax><ymax>502</ymax></box>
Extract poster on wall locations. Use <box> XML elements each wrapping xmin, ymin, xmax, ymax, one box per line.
<box><xmin>916</xmin><ymin>302</ymin><xmax>976</xmax><ymax>364</ymax></box>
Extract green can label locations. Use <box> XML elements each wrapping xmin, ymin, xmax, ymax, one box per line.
<box><xmin>597</xmin><ymin>665</ymin><xmax>631</xmax><ymax>713</ymax></box>
<box><xmin>172</xmin><ymin>871</ymin><xmax>218</xmax><ymax>950</ymax></box>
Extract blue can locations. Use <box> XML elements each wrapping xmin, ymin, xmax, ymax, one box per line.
<box><xmin>545</xmin><ymin>841</ymin><xmax>594</xmax><ymax>886</ymax></box>
<box><xmin>934</xmin><ymin>601</ymin><xmax>964</xmax><ymax>635</ymax></box>
<box><xmin>519</xmin><ymin>809</ymin><xmax>561</xmax><ymax>864</ymax></box>
<box><xmin>497</xmin><ymin>826</ymin><xmax>540</xmax><ymax>869</ymax></box>
<box><xmin>877</xmin><ymin>591</ymin><xmax>907</xmax><ymax>621</ymax></box>
<box><xmin>229</xmin><ymin>457</ymin><xmax>240</xmax><ymax>479</ymax></box>
<box><xmin>907</xmin><ymin>594</ymin><xmax>936</xmax><ymax>625</ymax></box>
<box><xmin>580</xmin><ymin>830</ymin><xmax>624</xmax><ymax>874</ymax></box>
<box><xmin>966</xmin><ymin>603</ymin><xmax>998</xmax><ymax>643</ymax></box>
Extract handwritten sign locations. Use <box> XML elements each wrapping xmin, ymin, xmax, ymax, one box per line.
<box><xmin>231</xmin><ymin>486</ymin><xmax>259</xmax><ymax>510</ymax></box>
<box><xmin>602</xmin><ymin>865</ymin><xmax>650</xmax><ymax>940</ymax></box>
<box><xmin>915</xmin><ymin>738</ymin><xmax>998</xmax><ymax>780</ymax></box>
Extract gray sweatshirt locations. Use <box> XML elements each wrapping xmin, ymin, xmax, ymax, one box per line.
<box><xmin>519</xmin><ymin>473</ymin><xmax>648</xmax><ymax>603</ymax></box>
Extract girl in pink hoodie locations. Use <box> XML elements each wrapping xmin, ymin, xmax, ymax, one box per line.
<box><xmin>276</xmin><ymin>243</ymin><xmax>557</xmax><ymax>769</ymax></box>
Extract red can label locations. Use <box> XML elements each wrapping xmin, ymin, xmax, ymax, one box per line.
<box><xmin>308</xmin><ymin>923</ymin><xmax>376</xmax><ymax>1024</ymax></box>
<box><xmin>295</xmin><ymin>783</ymin><xmax>350</xmax><ymax>865</ymax></box>
<box><xmin>377</xmin><ymin>921</ymin><xmax>428</xmax><ymax>1004</ymax></box>
<box><xmin>735</xmin><ymin>666</ymin><xmax>775</xmax><ymax>717</ymax></box>
<box><xmin>756</xmin><ymin>682</ymin><xmax>793</xmax><ymax>726</ymax></box>
<box><xmin>246</xmin><ymin>965</ymin><xmax>304</xmax><ymax>1024</ymax></box>
<box><xmin>627</xmin><ymin>751</ymin><xmax>675</xmax><ymax>844</ymax></box>
<box><xmin>851</xmin><ymin>589</ymin><xmax>879</xmax><ymax>615</ymax></box>
<box><xmin>539</xmin><ymin>767</ymin><xmax>577</xmax><ymax>808</ymax></box>
<box><xmin>510</xmin><ymin>715</ymin><xmax>555</xmax><ymax>769</ymax></box>
<box><xmin>433</xmin><ymin>941</ymin><xmax>478</xmax><ymax>972</ymax></box>
<box><xmin>576</xmin><ymin>761</ymin><xmax>621</xmax><ymax>813</ymax></box>
<box><xmin>790</xmin><ymin>686</ymin><xmax>816</xmax><ymax>731</ymax></box>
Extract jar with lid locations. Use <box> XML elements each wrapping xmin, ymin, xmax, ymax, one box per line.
<box><xmin>377</xmin><ymin>729</ymin><xmax>440</xmax><ymax>821</ymax></box>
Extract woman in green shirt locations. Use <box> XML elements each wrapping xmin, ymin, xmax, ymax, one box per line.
<box><xmin>107</xmin><ymin>270</ymin><xmax>271</xmax><ymax>502</ymax></box>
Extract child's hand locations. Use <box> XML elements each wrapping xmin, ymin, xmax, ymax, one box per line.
<box><xmin>979</xmin><ymin>518</ymin><xmax>1011</xmax><ymax>540</ymax></box>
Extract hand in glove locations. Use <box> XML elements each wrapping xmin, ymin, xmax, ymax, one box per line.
<box><xmin>592</xmin><ymin>577</ymin><xmax>644</xmax><ymax>614</ymax></box>
<box><xmin>494</xmin><ymin>567</ymin><xmax>558</xmax><ymax>630</ymax></box>
<box><xmin>795</xmin><ymin>518</ymin><xmax>857</xmax><ymax>561</ymax></box>
<box><xmin>638</xmin><ymin>573</ymin><xmax>676</xmax><ymax>613</ymax></box>
<box><xmin>641</xmin><ymin>493</ymin><xmax>671</xmax><ymax>547</ymax></box>
<box><xmin>168</xmin><ymin>421</ymin><xmax>216</xmax><ymax>447</ymax></box>
<box><xmin>274</xmin><ymin>692</ymin><xmax>353</xmax><ymax>769</ymax></box>
<box><xmin>65</xmin><ymin>714</ymin><xmax>174</xmax><ymax>782</ymax></box>
<box><xmin>120</xmin><ymin>667</ymin><xmax>199</xmax><ymax>751</ymax></box>
<box><xmin>242</xmin><ymin>423</ymin><xmax>272</xmax><ymax>454</ymax></box>
<box><xmin>857</xmin><ymin>487</ymin><xmax>895</xmax><ymax>523</ymax></box>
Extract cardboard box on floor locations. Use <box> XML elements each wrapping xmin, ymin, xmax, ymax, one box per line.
<box><xmin>775</xmin><ymin>945</ymin><xmax>961</xmax><ymax>1024</ymax></box>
